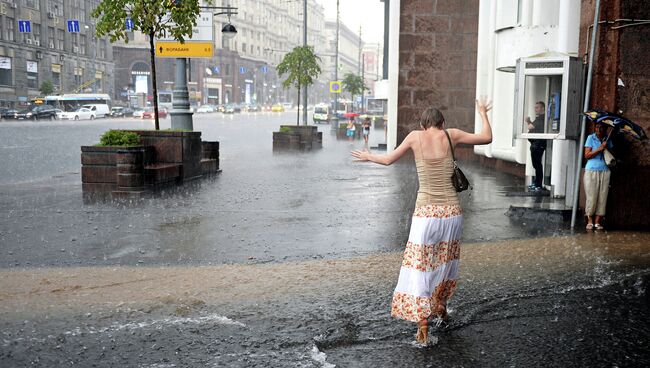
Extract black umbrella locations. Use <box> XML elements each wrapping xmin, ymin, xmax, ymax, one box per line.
<box><xmin>584</xmin><ymin>109</ymin><xmax>647</xmax><ymax>140</ymax></box>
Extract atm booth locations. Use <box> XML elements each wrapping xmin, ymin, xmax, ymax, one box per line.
<box><xmin>514</xmin><ymin>56</ymin><xmax>583</xmax><ymax>199</ymax></box>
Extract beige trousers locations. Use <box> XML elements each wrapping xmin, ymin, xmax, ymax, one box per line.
<box><xmin>584</xmin><ymin>170</ymin><xmax>611</xmax><ymax>216</ymax></box>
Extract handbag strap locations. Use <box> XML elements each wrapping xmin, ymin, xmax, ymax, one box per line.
<box><xmin>443</xmin><ymin>129</ymin><xmax>457</xmax><ymax>162</ymax></box>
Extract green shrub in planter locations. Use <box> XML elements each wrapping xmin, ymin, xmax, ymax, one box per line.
<box><xmin>279</xmin><ymin>126</ymin><xmax>292</xmax><ymax>133</ymax></box>
<box><xmin>98</xmin><ymin>130</ymin><xmax>141</xmax><ymax>147</ymax></box>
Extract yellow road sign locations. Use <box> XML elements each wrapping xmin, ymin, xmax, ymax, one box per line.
<box><xmin>330</xmin><ymin>81</ymin><xmax>342</xmax><ymax>93</ymax></box>
<box><xmin>156</xmin><ymin>42</ymin><xmax>213</xmax><ymax>58</ymax></box>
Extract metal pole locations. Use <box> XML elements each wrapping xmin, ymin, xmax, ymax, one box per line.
<box><xmin>570</xmin><ymin>0</ymin><xmax>601</xmax><ymax>229</ymax></box>
<box><xmin>302</xmin><ymin>0</ymin><xmax>308</xmax><ymax>125</ymax></box>
<box><xmin>361</xmin><ymin>56</ymin><xmax>365</xmax><ymax>112</ymax></box>
<box><xmin>332</xmin><ymin>0</ymin><xmax>340</xmax><ymax>131</ymax></box>
<box><xmin>170</xmin><ymin>58</ymin><xmax>194</xmax><ymax>130</ymax></box>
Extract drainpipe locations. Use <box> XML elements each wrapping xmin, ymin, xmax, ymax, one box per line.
<box><xmin>570</xmin><ymin>0</ymin><xmax>601</xmax><ymax>229</ymax></box>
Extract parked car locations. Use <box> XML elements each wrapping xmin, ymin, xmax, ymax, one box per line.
<box><xmin>110</xmin><ymin>106</ymin><xmax>134</xmax><ymax>118</ymax></box>
<box><xmin>271</xmin><ymin>104</ymin><xmax>285</xmax><ymax>112</ymax></box>
<box><xmin>53</xmin><ymin>109</ymin><xmax>64</xmax><ymax>120</ymax></box>
<box><xmin>59</xmin><ymin>107</ymin><xmax>96</xmax><ymax>120</ymax></box>
<box><xmin>196</xmin><ymin>104</ymin><xmax>216</xmax><ymax>113</ymax></box>
<box><xmin>142</xmin><ymin>107</ymin><xmax>168</xmax><ymax>119</ymax></box>
<box><xmin>132</xmin><ymin>108</ymin><xmax>146</xmax><ymax>118</ymax></box>
<box><xmin>245</xmin><ymin>104</ymin><xmax>261</xmax><ymax>112</ymax></box>
<box><xmin>0</xmin><ymin>107</ymin><xmax>18</xmax><ymax>120</ymax></box>
<box><xmin>223</xmin><ymin>104</ymin><xmax>236</xmax><ymax>114</ymax></box>
<box><xmin>14</xmin><ymin>105</ymin><xmax>58</xmax><ymax>120</ymax></box>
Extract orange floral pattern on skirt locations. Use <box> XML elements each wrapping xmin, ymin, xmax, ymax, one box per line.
<box><xmin>391</xmin><ymin>280</ymin><xmax>457</xmax><ymax>322</ymax></box>
<box><xmin>401</xmin><ymin>240</ymin><xmax>460</xmax><ymax>272</ymax></box>
<box><xmin>412</xmin><ymin>204</ymin><xmax>462</xmax><ymax>218</ymax></box>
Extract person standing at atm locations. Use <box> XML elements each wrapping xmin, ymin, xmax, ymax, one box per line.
<box><xmin>525</xmin><ymin>101</ymin><xmax>547</xmax><ymax>191</ymax></box>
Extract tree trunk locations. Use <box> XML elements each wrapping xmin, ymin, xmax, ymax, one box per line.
<box><xmin>296</xmin><ymin>83</ymin><xmax>301</xmax><ymax>126</ymax></box>
<box><xmin>149</xmin><ymin>32</ymin><xmax>160</xmax><ymax>130</ymax></box>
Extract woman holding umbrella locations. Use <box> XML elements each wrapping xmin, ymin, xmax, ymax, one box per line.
<box><xmin>583</xmin><ymin>122</ymin><xmax>614</xmax><ymax>230</ymax></box>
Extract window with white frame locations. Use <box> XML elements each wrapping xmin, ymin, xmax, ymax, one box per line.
<box><xmin>26</xmin><ymin>60</ymin><xmax>38</xmax><ymax>89</ymax></box>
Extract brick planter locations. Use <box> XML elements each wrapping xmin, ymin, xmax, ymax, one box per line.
<box><xmin>201</xmin><ymin>141</ymin><xmax>220</xmax><ymax>173</ymax></box>
<box><xmin>128</xmin><ymin>130</ymin><xmax>203</xmax><ymax>180</ymax></box>
<box><xmin>273</xmin><ymin>132</ymin><xmax>301</xmax><ymax>151</ymax></box>
<box><xmin>81</xmin><ymin>146</ymin><xmax>133</xmax><ymax>192</ymax></box>
<box><xmin>81</xmin><ymin>130</ymin><xmax>221</xmax><ymax>195</ymax></box>
<box><xmin>116</xmin><ymin>147</ymin><xmax>145</xmax><ymax>192</ymax></box>
<box><xmin>273</xmin><ymin>125</ymin><xmax>322</xmax><ymax>151</ymax></box>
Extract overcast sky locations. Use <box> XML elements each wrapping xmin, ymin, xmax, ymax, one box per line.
<box><xmin>315</xmin><ymin>0</ymin><xmax>386</xmax><ymax>44</ymax></box>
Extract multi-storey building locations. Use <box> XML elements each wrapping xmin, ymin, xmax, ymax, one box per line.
<box><xmin>361</xmin><ymin>42</ymin><xmax>383</xmax><ymax>96</ymax></box>
<box><xmin>113</xmin><ymin>0</ymin><xmax>328</xmax><ymax>107</ymax></box>
<box><xmin>0</xmin><ymin>0</ymin><xmax>113</xmax><ymax>107</ymax></box>
<box><xmin>322</xmin><ymin>19</ymin><xmax>363</xmax><ymax>84</ymax></box>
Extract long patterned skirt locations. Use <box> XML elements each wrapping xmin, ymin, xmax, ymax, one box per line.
<box><xmin>391</xmin><ymin>204</ymin><xmax>463</xmax><ymax>322</ymax></box>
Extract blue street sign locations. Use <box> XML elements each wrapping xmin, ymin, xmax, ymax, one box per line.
<box><xmin>125</xmin><ymin>17</ymin><xmax>134</xmax><ymax>31</ymax></box>
<box><xmin>18</xmin><ymin>20</ymin><xmax>31</xmax><ymax>33</ymax></box>
<box><xmin>239</xmin><ymin>66</ymin><xmax>246</xmax><ymax>74</ymax></box>
<box><xmin>261</xmin><ymin>65</ymin><xmax>268</xmax><ymax>74</ymax></box>
<box><xmin>67</xmin><ymin>20</ymin><xmax>80</xmax><ymax>33</ymax></box>
<box><xmin>213</xmin><ymin>66</ymin><xmax>220</xmax><ymax>74</ymax></box>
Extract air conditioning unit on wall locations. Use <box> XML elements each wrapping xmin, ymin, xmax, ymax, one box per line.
<box><xmin>10</xmin><ymin>3</ymin><xmax>17</xmax><ymax>9</ymax></box>
<box><xmin>26</xmin><ymin>38</ymin><xmax>33</xmax><ymax>45</ymax></box>
<box><xmin>34</xmin><ymin>39</ymin><xmax>40</xmax><ymax>46</ymax></box>
<box><xmin>73</xmin><ymin>46</ymin><xmax>79</xmax><ymax>53</ymax></box>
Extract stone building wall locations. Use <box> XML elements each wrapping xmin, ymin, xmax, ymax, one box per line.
<box><xmin>397</xmin><ymin>0</ymin><xmax>479</xmax><ymax>144</ymax></box>
<box><xmin>580</xmin><ymin>0</ymin><xmax>650</xmax><ymax>229</ymax></box>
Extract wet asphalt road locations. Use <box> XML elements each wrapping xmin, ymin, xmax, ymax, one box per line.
<box><xmin>1</xmin><ymin>112</ymin><xmax>648</xmax><ymax>367</ymax></box>
<box><xmin>0</xmin><ymin>112</ymin><xmax>547</xmax><ymax>269</ymax></box>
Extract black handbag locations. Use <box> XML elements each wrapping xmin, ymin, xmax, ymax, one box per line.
<box><xmin>443</xmin><ymin>129</ymin><xmax>471</xmax><ymax>192</ymax></box>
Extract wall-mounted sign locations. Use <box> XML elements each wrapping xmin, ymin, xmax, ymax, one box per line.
<box><xmin>157</xmin><ymin>12</ymin><xmax>213</xmax><ymax>42</ymax></box>
<box><xmin>26</xmin><ymin>60</ymin><xmax>38</xmax><ymax>73</ymax></box>
<box><xmin>0</xmin><ymin>56</ymin><xmax>12</xmax><ymax>69</ymax></box>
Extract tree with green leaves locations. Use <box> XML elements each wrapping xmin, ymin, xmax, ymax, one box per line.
<box><xmin>342</xmin><ymin>73</ymin><xmax>367</xmax><ymax>112</ymax></box>
<box><xmin>277</xmin><ymin>46</ymin><xmax>321</xmax><ymax>125</ymax></box>
<box><xmin>39</xmin><ymin>80</ymin><xmax>54</xmax><ymax>96</ymax></box>
<box><xmin>92</xmin><ymin>0</ymin><xmax>207</xmax><ymax>130</ymax></box>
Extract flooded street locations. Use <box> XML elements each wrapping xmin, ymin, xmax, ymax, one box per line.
<box><xmin>1</xmin><ymin>232</ymin><xmax>649</xmax><ymax>367</ymax></box>
<box><xmin>1</xmin><ymin>114</ymin><xmax>648</xmax><ymax>366</ymax></box>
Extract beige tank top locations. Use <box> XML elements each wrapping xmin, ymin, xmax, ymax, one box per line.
<box><xmin>415</xmin><ymin>132</ymin><xmax>459</xmax><ymax>207</ymax></box>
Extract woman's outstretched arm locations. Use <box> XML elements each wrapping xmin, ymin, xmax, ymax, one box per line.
<box><xmin>351</xmin><ymin>131</ymin><xmax>416</xmax><ymax>165</ymax></box>
<box><xmin>449</xmin><ymin>97</ymin><xmax>493</xmax><ymax>146</ymax></box>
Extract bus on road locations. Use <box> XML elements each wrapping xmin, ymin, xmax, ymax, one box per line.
<box><xmin>42</xmin><ymin>93</ymin><xmax>111</xmax><ymax>112</ymax></box>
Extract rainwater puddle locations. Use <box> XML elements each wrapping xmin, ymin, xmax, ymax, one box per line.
<box><xmin>1</xmin><ymin>232</ymin><xmax>649</xmax><ymax>366</ymax></box>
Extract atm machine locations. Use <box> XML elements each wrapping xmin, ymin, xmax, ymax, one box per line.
<box><xmin>515</xmin><ymin>55</ymin><xmax>583</xmax><ymax>200</ymax></box>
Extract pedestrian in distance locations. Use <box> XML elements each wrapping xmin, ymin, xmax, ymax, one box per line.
<box><xmin>346</xmin><ymin>118</ymin><xmax>356</xmax><ymax>141</ymax></box>
<box><xmin>362</xmin><ymin>117</ymin><xmax>372</xmax><ymax>145</ymax></box>
<box><xmin>583</xmin><ymin>122</ymin><xmax>613</xmax><ymax>231</ymax></box>
<box><xmin>351</xmin><ymin>97</ymin><xmax>493</xmax><ymax>345</ymax></box>
<box><xmin>525</xmin><ymin>101</ymin><xmax>547</xmax><ymax>191</ymax></box>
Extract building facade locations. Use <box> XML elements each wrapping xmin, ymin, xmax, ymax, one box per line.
<box><xmin>112</xmin><ymin>0</ymin><xmax>328</xmax><ymax>107</ymax></box>
<box><xmin>390</xmin><ymin>0</ymin><xmax>649</xmax><ymax>229</ymax></box>
<box><xmin>0</xmin><ymin>0</ymin><xmax>114</xmax><ymax>107</ymax></box>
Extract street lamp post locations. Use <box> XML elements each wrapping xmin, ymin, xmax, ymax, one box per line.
<box><xmin>302</xmin><ymin>0</ymin><xmax>308</xmax><ymax>125</ymax></box>
<box><xmin>171</xmin><ymin>6</ymin><xmax>238</xmax><ymax>131</ymax></box>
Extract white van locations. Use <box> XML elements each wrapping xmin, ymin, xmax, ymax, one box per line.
<box><xmin>82</xmin><ymin>104</ymin><xmax>110</xmax><ymax>118</ymax></box>
<box><xmin>313</xmin><ymin>103</ymin><xmax>330</xmax><ymax>123</ymax></box>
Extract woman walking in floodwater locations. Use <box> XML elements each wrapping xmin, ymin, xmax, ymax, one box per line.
<box><xmin>351</xmin><ymin>98</ymin><xmax>493</xmax><ymax>344</ymax></box>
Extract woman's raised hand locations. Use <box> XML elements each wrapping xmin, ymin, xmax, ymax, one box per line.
<box><xmin>476</xmin><ymin>96</ymin><xmax>492</xmax><ymax>115</ymax></box>
<box><xmin>351</xmin><ymin>149</ymin><xmax>370</xmax><ymax>162</ymax></box>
